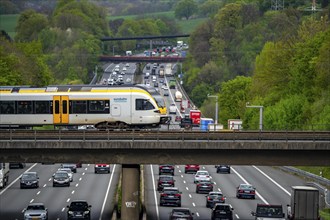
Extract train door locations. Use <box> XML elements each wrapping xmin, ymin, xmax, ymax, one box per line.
<box><xmin>53</xmin><ymin>96</ymin><xmax>69</xmax><ymax>124</ymax></box>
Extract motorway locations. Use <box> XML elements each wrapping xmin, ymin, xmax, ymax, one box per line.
<box><xmin>0</xmin><ymin>62</ymin><xmax>321</xmax><ymax>219</ymax></box>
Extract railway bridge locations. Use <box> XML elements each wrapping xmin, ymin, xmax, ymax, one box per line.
<box><xmin>1</xmin><ymin>130</ymin><xmax>329</xmax><ymax>220</ymax></box>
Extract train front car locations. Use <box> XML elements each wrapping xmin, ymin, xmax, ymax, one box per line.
<box><xmin>0</xmin><ymin>85</ymin><xmax>165</xmax><ymax>130</ymax></box>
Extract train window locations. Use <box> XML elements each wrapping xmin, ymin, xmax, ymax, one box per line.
<box><xmin>55</xmin><ymin>100</ymin><xmax>60</xmax><ymax>114</ymax></box>
<box><xmin>88</xmin><ymin>100</ymin><xmax>110</xmax><ymax>113</ymax></box>
<box><xmin>72</xmin><ymin>100</ymin><xmax>87</xmax><ymax>114</ymax></box>
<box><xmin>135</xmin><ymin>99</ymin><xmax>155</xmax><ymax>111</ymax></box>
<box><xmin>35</xmin><ymin>101</ymin><xmax>50</xmax><ymax>114</ymax></box>
<box><xmin>0</xmin><ymin>101</ymin><xmax>15</xmax><ymax>114</ymax></box>
<box><xmin>63</xmin><ymin>100</ymin><xmax>68</xmax><ymax>114</ymax></box>
<box><xmin>17</xmin><ymin>101</ymin><xmax>33</xmax><ymax>114</ymax></box>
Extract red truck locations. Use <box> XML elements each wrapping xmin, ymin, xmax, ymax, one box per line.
<box><xmin>189</xmin><ymin>110</ymin><xmax>201</xmax><ymax>127</ymax></box>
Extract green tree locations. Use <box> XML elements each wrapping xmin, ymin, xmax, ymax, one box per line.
<box><xmin>174</xmin><ymin>0</ymin><xmax>198</xmax><ymax>20</ymax></box>
<box><xmin>190</xmin><ymin>82</ymin><xmax>212</xmax><ymax>107</ymax></box>
<box><xmin>198</xmin><ymin>0</ymin><xmax>222</xmax><ymax>18</ymax></box>
<box><xmin>15</xmin><ymin>9</ymin><xmax>48</xmax><ymax>42</ymax></box>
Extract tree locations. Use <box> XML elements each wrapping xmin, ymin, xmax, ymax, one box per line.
<box><xmin>174</xmin><ymin>0</ymin><xmax>198</xmax><ymax>20</ymax></box>
<box><xmin>15</xmin><ymin>9</ymin><xmax>48</xmax><ymax>42</ymax></box>
<box><xmin>198</xmin><ymin>0</ymin><xmax>222</xmax><ymax>18</ymax></box>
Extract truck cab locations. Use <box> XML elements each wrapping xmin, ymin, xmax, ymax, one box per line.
<box><xmin>0</xmin><ymin>162</ymin><xmax>9</xmax><ymax>188</ymax></box>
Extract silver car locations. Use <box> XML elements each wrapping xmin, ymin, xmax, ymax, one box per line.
<box><xmin>23</xmin><ymin>203</ymin><xmax>48</xmax><ymax>220</ymax></box>
<box><xmin>58</xmin><ymin>168</ymin><xmax>73</xmax><ymax>182</ymax></box>
<box><xmin>194</xmin><ymin>170</ymin><xmax>211</xmax><ymax>183</ymax></box>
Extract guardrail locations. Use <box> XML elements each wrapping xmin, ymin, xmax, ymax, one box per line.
<box><xmin>0</xmin><ymin>130</ymin><xmax>329</xmax><ymax>142</ymax></box>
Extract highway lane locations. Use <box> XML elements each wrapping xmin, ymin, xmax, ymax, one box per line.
<box><xmin>144</xmin><ymin>164</ymin><xmax>308</xmax><ymax>220</ymax></box>
<box><xmin>0</xmin><ymin>163</ymin><xmax>120</xmax><ymax>220</ymax></box>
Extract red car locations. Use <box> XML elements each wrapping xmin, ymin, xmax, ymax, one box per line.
<box><xmin>184</xmin><ymin>164</ymin><xmax>200</xmax><ymax>173</ymax></box>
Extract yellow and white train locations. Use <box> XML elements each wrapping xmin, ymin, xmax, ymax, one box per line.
<box><xmin>0</xmin><ymin>85</ymin><xmax>170</xmax><ymax>129</ymax></box>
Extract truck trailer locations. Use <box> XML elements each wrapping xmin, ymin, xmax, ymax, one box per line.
<box><xmin>0</xmin><ymin>162</ymin><xmax>9</xmax><ymax>189</ymax></box>
<box><xmin>287</xmin><ymin>186</ymin><xmax>319</xmax><ymax>220</ymax></box>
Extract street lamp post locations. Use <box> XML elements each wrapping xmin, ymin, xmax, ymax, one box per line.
<box><xmin>207</xmin><ymin>94</ymin><xmax>219</xmax><ymax>125</ymax></box>
<box><xmin>246</xmin><ymin>102</ymin><xmax>263</xmax><ymax>130</ymax></box>
<box><xmin>112</xmin><ymin>46</ymin><xmax>116</xmax><ymax>56</ymax></box>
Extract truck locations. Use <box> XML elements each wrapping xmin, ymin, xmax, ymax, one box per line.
<box><xmin>251</xmin><ymin>204</ymin><xmax>285</xmax><ymax>220</ymax></box>
<box><xmin>180</xmin><ymin>100</ymin><xmax>189</xmax><ymax>113</ymax></box>
<box><xmin>180</xmin><ymin>114</ymin><xmax>192</xmax><ymax>130</ymax></box>
<box><xmin>175</xmin><ymin>91</ymin><xmax>182</xmax><ymax>102</ymax></box>
<box><xmin>169</xmin><ymin>79</ymin><xmax>176</xmax><ymax>89</ymax></box>
<box><xmin>0</xmin><ymin>162</ymin><xmax>9</xmax><ymax>189</ymax></box>
<box><xmin>190</xmin><ymin>110</ymin><xmax>201</xmax><ymax>127</ymax></box>
<box><xmin>159</xmin><ymin>68</ymin><xmax>164</xmax><ymax>78</ymax></box>
<box><xmin>126</xmin><ymin>50</ymin><xmax>132</xmax><ymax>56</ymax></box>
<box><xmin>287</xmin><ymin>186</ymin><xmax>319</xmax><ymax>220</ymax></box>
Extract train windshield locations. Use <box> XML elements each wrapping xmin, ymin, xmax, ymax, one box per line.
<box><xmin>154</xmin><ymin>96</ymin><xmax>165</xmax><ymax>108</ymax></box>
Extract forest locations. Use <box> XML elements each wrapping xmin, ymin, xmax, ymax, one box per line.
<box><xmin>0</xmin><ymin>0</ymin><xmax>329</xmax><ymax>130</ymax></box>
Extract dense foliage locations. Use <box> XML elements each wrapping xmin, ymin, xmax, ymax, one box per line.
<box><xmin>183</xmin><ymin>1</ymin><xmax>330</xmax><ymax>130</ymax></box>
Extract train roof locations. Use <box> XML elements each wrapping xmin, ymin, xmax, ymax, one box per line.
<box><xmin>0</xmin><ymin>84</ymin><xmax>151</xmax><ymax>93</ymax></box>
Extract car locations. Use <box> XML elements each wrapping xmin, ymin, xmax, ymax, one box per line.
<box><xmin>169</xmin><ymin>104</ymin><xmax>176</xmax><ymax>114</ymax></box>
<box><xmin>61</xmin><ymin>163</ymin><xmax>77</xmax><ymax>173</ymax></box>
<box><xmin>163</xmin><ymin>91</ymin><xmax>169</xmax><ymax>96</ymax></box>
<box><xmin>236</xmin><ymin>183</ymin><xmax>256</xmax><ymax>199</ymax></box>
<box><xmin>20</xmin><ymin>172</ymin><xmax>39</xmax><ymax>189</ymax></box>
<box><xmin>160</xmin><ymin>187</ymin><xmax>182</xmax><ymax>207</ymax></box>
<box><xmin>120</xmin><ymin>71</ymin><xmax>126</xmax><ymax>75</ymax></box>
<box><xmin>122</xmin><ymin>67</ymin><xmax>127</xmax><ymax>71</ymax></box>
<box><xmin>9</xmin><ymin>162</ymin><xmax>26</xmax><ymax>169</ymax></box>
<box><xmin>162</xmin><ymin>85</ymin><xmax>168</xmax><ymax>90</ymax></box>
<box><xmin>159</xmin><ymin>79</ymin><xmax>164</xmax><ymax>84</ymax></box>
<box><xmin>251</xmin><ymin>204</ymin><xmax>285</xmax><ymax>220</ymax></box>
<box><xmin>175</xmin><ymin>116</ymin><xmax>182</xmax><ymax>122</ymax></box>
<box><xmin>125</xmin><ymin>63</ymin><xmax>130</xmax><ymax>67</ymax></box>
<box><xmin>53</xmin><ymin>171</ymin><xmax>70</xmax><ymax>187</ymax></box>
<box><xmin>196</xmin><ymin>179</ymin><xmax>213</xmax><ymax>194</ymax></box>
<box><xmin>194</xmin><ymin>170</ymin><xmax>211</xmax><ymax>183</ymax></box>
<box><xmin>206</xmin><ymin>191</ymin><xmax>226</xmax><ymax>208</ymax></box>
<box><xmin>154</xmin><ymin>82</ymin><xmax>159</xmax><ymax>87</ymax></box>
<box><xmin>67</xmin><ymin>200</ymin><xmax>91</xmax><ymax>220</ymax></box>
<box><xmin>159</xmin><ymin>164</ymin><xmax>175</xmax><ymax>176</ymax></box>
<box><xmin>169</xmin><ymin>208</ymin><xmax>194</xmax><ymax>220</ymax></box>
<box><xmin>216</xmin><ymin>165</ymin><xmax>231</xmax><ymax>174</ymax></box>
<box><xmin>23</xmin><ymin>203</ymin><xmax>48</xmax><ymax>220</ymax></box>
<box><xmin>94</xmin><ymin>164</ymin><xmax>110</xmax><ymax>173</ymax></box>
<box><xmin>58</xmin><ymin>168</ymin><xmax>74</xmax><ymax>182</ymax></box>
<box><xmin>185</xmin><ymin>164</ymin><xmax>200</xmax><ymax>173</ymax></box>
<box><xmin>211</xmin><ymin>203</ymin><xmax>234</xmax><ymax>220</ymax></box>
<box><xmin>157</xmin><ymin>175</ymin><xmax>175</xmax><ymax>191</ymax></box>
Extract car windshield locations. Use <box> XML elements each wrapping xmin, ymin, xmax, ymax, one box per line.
<box><xmin>197</xmin><ymin>171</ymin><xmax>208</xmax><ymax>175</ymax></box>
<box><xmin>173</xmin><ymin>209</ymin><xmax>190</xmax><ymax>215</ymax></box>
<box><xmin>70</xmin><ymin>202</ymin><xmax>88</xmax><ymax>211</ymax></box>
<box><xmin>215</xmin><ymin>205</ymin><xmax>230</xmax><ymax>211</ymax></box>
<box><xmin>209</xmin><ymin>194</ymin><xmax>223</xmax><ymax>199</ymax></box>
<box><xmin>163</xmin><ymin>189</ymin><xmax>178</xmax><ymax>194</ymax></box>
<box><xmin>22</xmin><ymin>174</ymin><xmax>36</xmax><ymax>180</ymax></box>
<box><xmin>240</xmin><ymin>184</ymin><xmax>253</xmax><ymax>189</ymax></box>
<box><xmin>27</xmin><ymin>205</ymin><xmax>45</xmax><ymax>210</ymax></box>
<box><xmin>159</xmin><ymin>176</ymin><xmax>173</xmax><ymax>181</ymax></box>
<box><xmin>55</xmin><ymin>172</ymin><xmax>68</xmax><ymax>178</ymax></box>
<box><xmin>59</xmin><ymin>168</ymin><xmax>71</xmax><ymax>173</ymax></box>
<box><xmin>256</xmin><ymin>206</ymin><xmax>283</xmax><ymax>217</ymax></box>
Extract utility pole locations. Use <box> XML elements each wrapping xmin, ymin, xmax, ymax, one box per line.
<box><xmin>207</xmin><ymin>95</ymin><xmax>219</xmax><ymax>125</ymax></box>
<box><xmin>246</xmin><ymin>102</ymin><xmax>264</xmax><ymax>131</ymax></box>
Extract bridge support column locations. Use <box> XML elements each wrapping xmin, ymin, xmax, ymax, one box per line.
<box><xmin>121</xmin><ymin>164</ymin><xmax>140</xmax><ymax>220</ymax></box>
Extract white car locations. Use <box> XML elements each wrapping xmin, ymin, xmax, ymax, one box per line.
<box><xmin>122</xmin><ymin>67</ymin><xmax>127</xmax><ymax>71</ymax></box>
<box><xmin>194</xmin><ymin>170</ymin><xmax>211</xmax><ymax>183</ymax></box>
<box><xmin>57</xmin><ymin>168</ymin><xmax>73</xmax><ymax>182</ymax></box>
<box><xmin>162</xmin><ymin>85</ymin><xmax>168</xmax><ymax>90</ymax></box>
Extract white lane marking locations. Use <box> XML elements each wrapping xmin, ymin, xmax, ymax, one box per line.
<box><xmin>30</xmin><ymin>199</ymin><xmax>34</xmax><ymax>203</ymax></box>
<box><xmin>150</xmin><ymin>165</ymin><xmax>160</xmax><ymax>220</ymax></box>
<box><xmin>202</xmin><ymin>166</ymin><xmax>205</xmax><ymax>169</ymax></box>
<box><xmin>231</xmin><ymin>167</ymin><xmax>268</xmax><ymax>204</ymax></box>
<box><xmin>186</xmin><ymin>187</ymin><xmax>189</xmax><ymax>191</ymax></box>
<box><xmin>253</xmin><ymin>165</ymin><xmax>291</xmax><ymax>196</ymax></box>
<box><xmin>192</xmin><ymin>202</ymin><xmax>196</xmax><ymax>207</ymax></box>
<box><xmin>179</xmin><ymin>170</ymin><xmax>182</xmax><ymax>173</ymax></box>
<box><xmin>85</xmin><ymin>167</ymin><xmax>88</xmax><ymax>171</ymax></box>
<box><xmin>218</xmin><ymin>188</ymin><xmax>221</xmax><ymax>192</ymax></box>
<box><xmin>61</xmin><ymin>207</ymin><xmax>65</xmax><ymax>212</ymax></box>
<box><xmin>99</xmin><ymin>164</ymin><xmax>117</xmax><ymax>220</ymax></box>
<box><xmin>0</xmin><ymin>163</ymin><xmax>38</xmax><ymax>195</ymax></box>
<box><xmin>181</xmin><ymin>174</ymin><xmax>183</xmax><ymax>178</ymax></box>
<box><xmin>196</xmin><ymin>212</ymin><xmax>200</xmax><ymax>217</ymax></box>
<box><xmin>235</xmin><ymin>214</ymin><xmax>240</xmax><ymax>219</ymax></box>
<box><xmin>71</xmin><ymin>190</ymin><xmax>75</xmax><ymax>194</ymax></box>
<box><xmin>82</xmin><ymin>172</ymin><xmax>85</xmax><ymax>175</ymax></box>
<box><xmin>48</xmin><ymin>178</ymin><xmax>52</xmax><ymax>181</ymax></box>
<box><xmin>183</xmin><ymin>180</ymin><xmax>186</xmax><ymax>184</ymax></box>
<box><xmin>176</xmin><ymin>165</ymin><xmax>180</xmax><ymax>168</ymax></box>
<box><xmin>37</xmin><ymin>191</ymin><xmax>41</xmax><ymax>195</ymax></box>
<box><xmin>75</xmin><ymin>183</ymin><xmax>79</xmax><ymax>187</ymax></box>
<box><xmin>43</xmin><ymin>184</ymin><xmax>47</xmax><ymax>188</ymax></box>
<box><xmin>189</xmin><ymin>194</ymin><xmax>192</xmax><ymax>198</ymax></box>
<box><xmin>213</xmin><ymin>182</ymin><xmax>217</xmax><ymax>185</ymax></box>
<box><xmin>66</xmin><ymin>198</ymin><xmax>70</xmax><ymax>203</ymax></box>
<box><xmin>79</xmin><ymin>177</ymin><xmax>82</xmax><ymax>181</ymax></box>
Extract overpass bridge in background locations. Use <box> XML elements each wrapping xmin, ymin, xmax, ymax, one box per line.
<box><xmin>99</xmin><ymin>55</ymin><xmax>185</xmax><ymax>63</ymax></box>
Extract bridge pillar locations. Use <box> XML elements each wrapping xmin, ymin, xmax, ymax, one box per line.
<box><xmin>121</xmin><ymin>164</ymin><xmax>140</xmax><ymax>220</ymax></box>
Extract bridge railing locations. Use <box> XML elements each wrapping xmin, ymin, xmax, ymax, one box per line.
<box><xmin>0</xmin><ymin>130</ymin><xmax>329</xmax><ymax>142</ymax></box>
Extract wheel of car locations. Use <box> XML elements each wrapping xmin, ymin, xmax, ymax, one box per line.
<box><xmin>68</xmin><ymin>183</ymin><xmax>70</xmax><ymax>187</ymax></box>
<box><xmin>252</xmin><ymin>195</ymin><xmax>255</xmax><ymax>199</ymax></box>
<box><xmin>160</xmin><ymin>203</ymin><xmax>163</xmax><ymax>206</ymax></box>
<box><xmin>177</xmin><ymin>203</ymin><xmax>181</xmax><ymax>207</ymax></box>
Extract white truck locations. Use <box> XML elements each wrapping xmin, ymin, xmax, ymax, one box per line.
<box><xmin>287</xmin><ymin>186</ymin><xmax>319</xmax><ymax>220</ymax></box>
<box><xmin>175</xmin><ymin>91</ymin><xmax>182</xmax><ymax>102</ymax></box>
<box><xmin>0</xmin><ymin>162</ymin><xmax>9</xmax><ymax>189</ymax></box>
